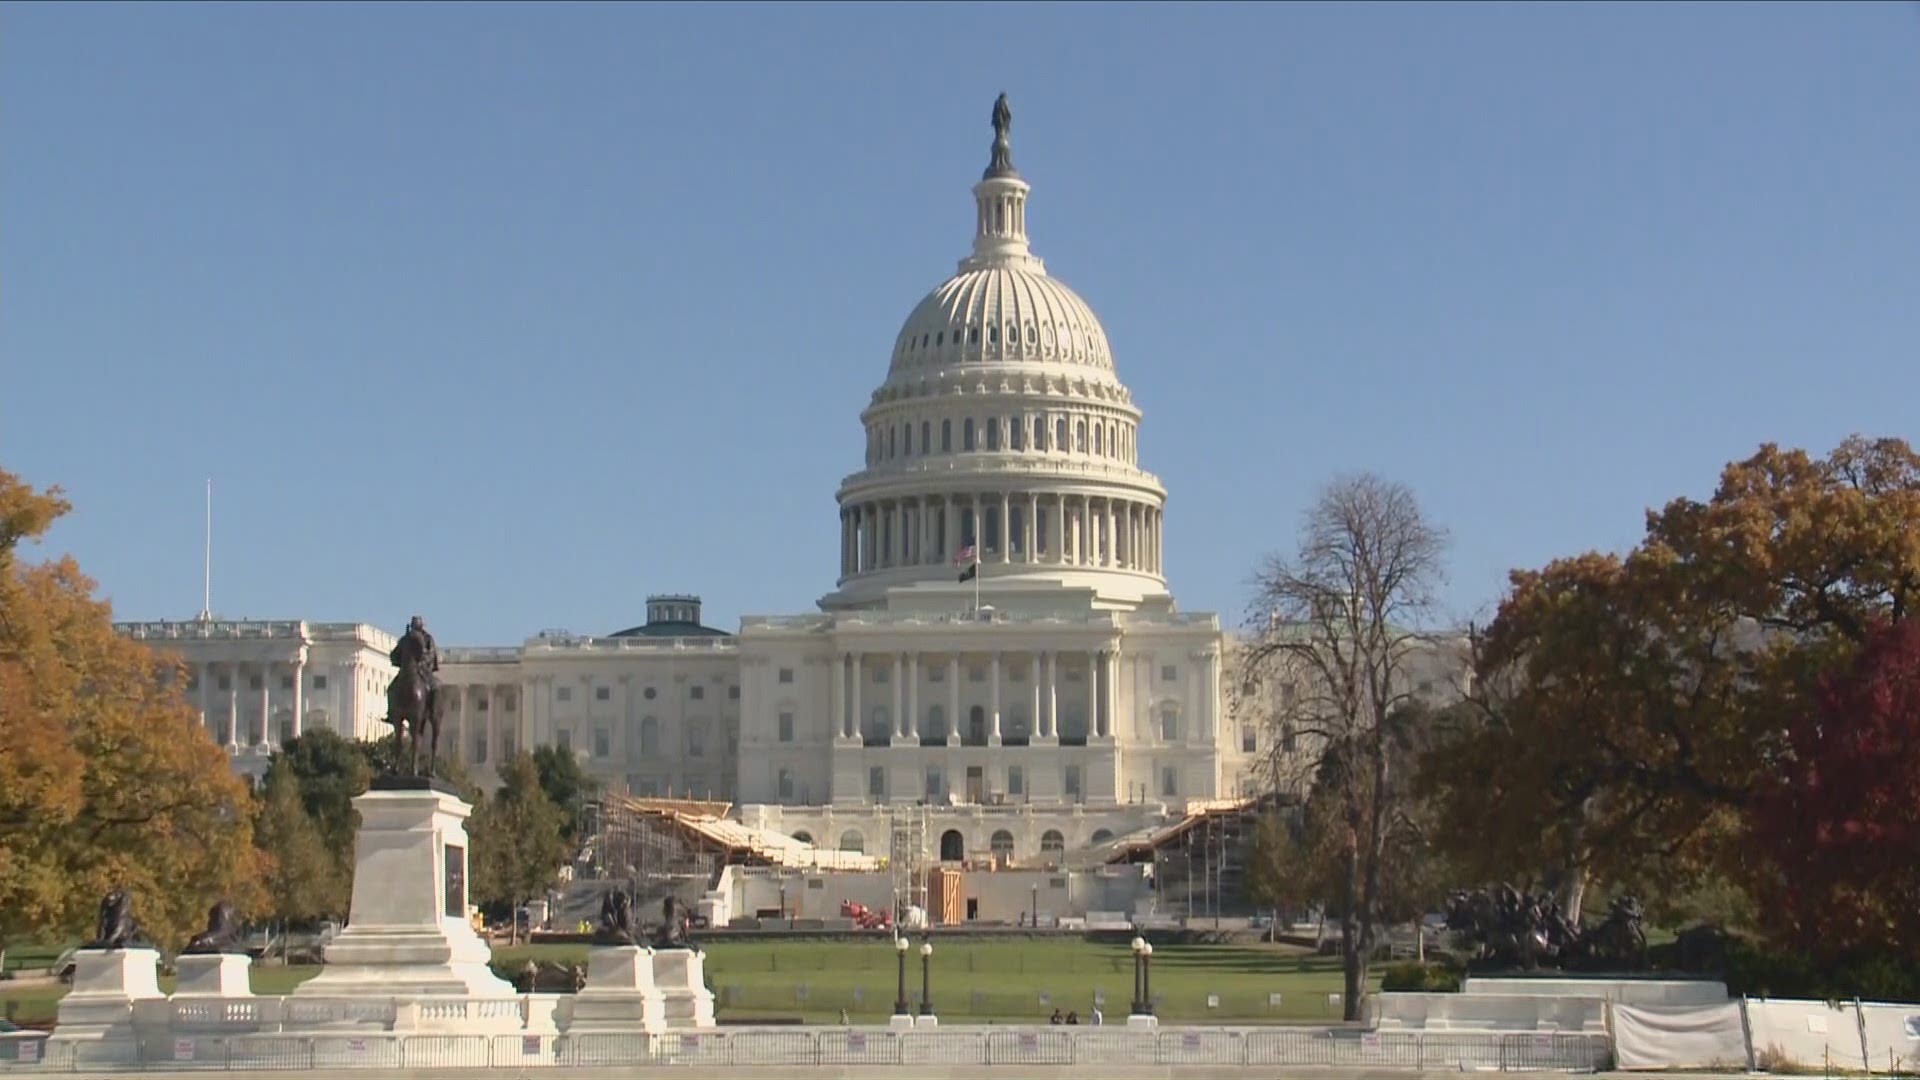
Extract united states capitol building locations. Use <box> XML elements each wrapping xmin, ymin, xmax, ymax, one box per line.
<box><xmin>118</xmin><ymin>101</ymin><xmax>1455</xmax><ymax>870</ymax></box>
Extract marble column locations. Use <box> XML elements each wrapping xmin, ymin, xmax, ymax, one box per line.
<box><xmin>905</xmin><ymin>653</ymin><xmax>919</xmax><ymax>741</ymax></box>
<box><xmin>947</xmin><ymin>654</ymin><xmax>961</xmax><ymax>747</ymax></box>
<box><xmin>999</xmin><ymin>492</ymin><xmax>1011</xmax><ymax>561</ymax></box>
<box><xmin>1029</xmin><ymin>656</ymin><xmax>1041</xmax><ymax>742</ymax></box>
<box><xmin>892</xmin><ymin>654</ymin><xmax>905</xmax><ymax>739</ymax></box>
<box><xmin>989</xmin><ymin>653</ymin><xmax>1002</xmax><ymax>743</ymax></box>
<box><xmin>831</xmin><ymin>652</ymin><xmax>847</xmax><ymax>739</ymax></box>
<box><xmin>257</xmin><ymin>665</ymin><xmax>271</xmax><ymax>747</ymax></box>
<box><xmin>1044</xmin><ymin>652</ymin><xmax>1058</xmax><ymax>739</ymax></box>
<box><xmin>850</xmin><ymin>654</ymin><xmax>863</xmax><ymax>741</ymax></box>
<box><xmin>290</xmin><ymin>652</ymin><xmax>306</xmax><ymax>741</ymax></box>
<box><xmin>1059</xmin><ymin>495</ymin><xmax>1075</xmax><ymax>564</ymax></box>
<box><xmin>1107</xmin><ymin>501</ymin><xmax>1118</xmax><ymax>567</ymax></box>
<box><xmin>1027</xmin><ymin>493</ymin><xmax>1040</xmax><ymax>563</ymax></box>
<box><xmin>200</xmin><ymin>665</ymin><xmax>216</xmax><ymax>738</ymax></box>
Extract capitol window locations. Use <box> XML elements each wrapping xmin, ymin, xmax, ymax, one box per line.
<box><xmin>941</xmin><ymin>420</ymin><xmax>952</xmax><ymax>451</ymax></box>
<box><xmin>1160</xmin><ymin>768</ymin><xmax>1178</xmax><ymax>797</ymax></box>
<box><xmin>1162</xmin><ymin>665</ymin><xmax>1177</xmax><ymax>682</ymax></box>
<box><xmin>475</xmin><ymin>696</ymin><xmax>488</xmax><ymax>712</ymax></box>
<box><xmin>868</xmin><ymin>767</ymin><xmax>885</xmax><ymax>798</ymax></box>
<box><xmin>594</xmin><ymin>728</ymin><xmax>610</xmax><ymax>758</ymax></box>
<box><xmin>280</xmin><ymin>675</ymin><xmax>294</xmax><ymax>690</ymax></box>
<box><xmin>1241</xmin><ymin>725</ymin><xmax>1258</xmax><ymax>753</ymax></box>
<box><xmin>921</xmin><ymin>420</ymin><xmax>931</xmax><ymax>451</ymax></box>
<box><xmin>644</xmin><ymin>687</ymin><xmax>657</xmax><ymax>700</ymax></box>
<box><xmin>312</xmin><ymin>674</ymin><xmax>327</xmax><ymax>690</ymax></box>
<box><xmin>556</xmin><ymin>687</ymin><xmax>572</xmax><ymax>703</ymax></box>
<box><xmin>778</xmin><ymin>712</ymin><xmax>794</xmax><ymax>743</ymax></box>
<box><xmin>778</xmin><ymin>769</ymin><xmax>794</xmax><ymax>801</ymax></box>
<box><xmin>1055</xmin><ymin>418</ymin><xmax>1067</xmax><ymax>450</ymax></box>
<box><xmin>595</xmin><ymin>686</ymin><xmax>611</xmax><ymax>702</ymax></box>
<box><xmin>778</xmin><ymin>667</ymin><xmax>794</xmax><ymax>684</ymax></box>
<box><xmin>639</xmin><ymin>717</ymin><xmax>659</xmax><ymax>755</ymax></box>
<box><xmin>969</xmin><ymin>326</ymin><xmax>980</xmax><ymax>344</ymax></box>
<box><xmin>1006</xmin><ymin>767</ymin><xmax>1023</xmax><ymax>797</ymax></box>
<box><xmin>986</xmin><ymin>420</ymin><xmax>1000</xmax><ymax>450</ymax></box>
<box><xmin>963</xmin><ymin>418</ymin><xmax>976</xmax><ymax>450</ymax></box>
<box><xmin>690</xmin><ymin>685</ymin><xmax>704</xmax><ymax>700</ymax></box>
<box><xmin>1160</xmin><ymin>707</ymin><xmax>1179</xmax><ymax>742</ymax></box>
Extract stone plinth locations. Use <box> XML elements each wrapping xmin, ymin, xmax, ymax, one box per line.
<box><xmin>1126</xmin><ymin>1012</ymin><xmax>1160</xmax><ymax>1030</ymax></box>
<box><xmin>294</xmin><ymin>784</ymin><xmax>514</xmax><ymax>999</ymax></box>
<box><xmin>173</xmin><ymin>953</ymin><xmax>253</xmax><ymax>998</ymax></box>
<box><xmin>650</xmin><ymin>949</ymin><xmax>716</xmax><ymax>1028</ymax></box>
<box><xmin>49</xmin><ymin>949</ymin><xmax>164</xmax><ymax>1049</ymax></box>
<box><xmin>563</xmin><ymin>945</ymin><xmax>665</xmax><ymax>1034</ymax></box>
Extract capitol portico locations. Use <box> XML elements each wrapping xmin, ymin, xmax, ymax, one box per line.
<box><xmin>115</xmin><ymin>98</ymin><xmax>1266</xmax><ymax>866</ymax></box>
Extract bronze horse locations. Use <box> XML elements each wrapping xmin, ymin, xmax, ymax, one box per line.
<box><xmin>384</xmin><ymin>618</ymin><xmax>444</xmax><ymax>777</ymax></box>
<box><xmin>384</xmin><ymin>661</ymin><xmax>442</xmax><ymax>777</ymax></box>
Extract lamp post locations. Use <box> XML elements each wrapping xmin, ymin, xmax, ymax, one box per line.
<box><xmin>892</xmin><ymin>935</ymin><xmax>911</xmax><ymax>1018</ymax></box>
<box><xmin>1130</xmin><ymin>936</ymin><xmax>1155</xmax><ymax>1018</ymax></box>
<box><xmin>1030</xmin><ymin>884</ymin><xmax>1039</xmax><ymax>928</ymax></box>
<box><xmin>918</xmin><ymin>939</ymin><xmax>934</xmax><ymax>1017</ymax></box>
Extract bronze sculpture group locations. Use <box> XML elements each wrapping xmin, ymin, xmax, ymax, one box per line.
<box><xmin>594</xmin><ymin>891</ymin><xmax>693</xmax><ymax>950</ymax></box>
<box><xmin>83</xmin><ymin>890</ymin><xmax>246</xmax><ymax>955</ymax></box>
<box><xmin>1445</xmin><ymin>885</ymin><xmax>1648</xmax><ymax>971</ymax></box>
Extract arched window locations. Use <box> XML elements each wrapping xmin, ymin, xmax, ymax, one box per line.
<box><xmin>1076</xmin><ymin>420</ymin><xmax>1088</xmax><ymax>452</ymax></box>
<box><xmin>1010</xmin><ymin>418</ymin><xmax>1024</xmax><ymax>450</ymax></box>
<box><xmin>903</xmin><ymin>424</ymin><xmax>912</xmax><ymax>456</ymax></box>
<box><xmin>792</xmin><ymin>831</ymin><xmax>815</xmax><ymax>845</ymax></box>
<box><xmin>1091</xmin><ymin>829</ymin><xmax>1114</xmax><ymax>845</ymax></box>
<box><xmin>868</xmin><ymin>706</ymin><xmax>891</xmax><ymax>743</ymax></box>
<box><xmin>940</xmin><ymin>829</ymin><xmax>965</xmax><ymax>861</ymax></box>
<box><xmin>640</xmin><ymin>717</ymin><xmax>659</xmax><ymax>756</ymax></box>
<box><xmin>967</xmin><ymin>705</ymin><xmax>987</xmax><ymax>745</ymax></box>
<box><xmin>963</xmin><ymin>418</ymin><xmax>976</xmax><ymax>450</ymax></box>
<box><xmin>1094</xmin><ymin>425</ymin><xmax>1103</xmax><ymax>456</ymax></box>
<box><xmin>839</xmin><ymin>830</ymin><xmax>865</xmax><ymax>854</ymax></box>
<box><xmin>1040</xmin><ymin>830</ymin><xmax>1066</xmax><ymax>857</ymax></box>
<box><xmin>921</xmin><ymin>420</ymin><xmax>931</xmax><ymax>453</ymax></box>
<box><xmin>941</xmin><ymin>419</ymin><xmax>953</xmax><ymax>452</ymax></box>
<box><xmin>889</xmin><ymin>425</ymin><xmax>897</xmax><ymax>458</ymax></box>
<box><xmin>990</xmin><ymin>830</ymin><xmax>1015</xmax><ymax>860</ymax></box>
<box><xmin>986</xmin><ymin>419</ymin><xmax>1000</xmax><ymax>450</ymax></box>
<box><xmin>926</xmin><ymin>704</ymin><xmax>946</xmax><ymax>742</ymax></box>
<box><xmin>1034</xmin><ymin>417</ymin><xmax>1047</xmax><ymax>450</ymax></box>
<box><xmin>1056</xmin><ymin>418</ymin><xmax>1068</xmax><ymax>451</ymax></box>
<box><xmin>1160</xmin><ymin>707</ymin><xmax>1179</xmax><ymax>742</ymax></box>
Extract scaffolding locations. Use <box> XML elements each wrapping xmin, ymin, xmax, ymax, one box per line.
<box><xmin>887</xmin><ymin>803</ymin><xmax>931</xmax><ymax>921</ymax></box>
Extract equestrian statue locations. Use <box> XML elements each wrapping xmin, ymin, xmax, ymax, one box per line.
<box><xmin>384</xmin><ymin>614</ymin><xmax>445</xmax><ymax>777</ymax></box>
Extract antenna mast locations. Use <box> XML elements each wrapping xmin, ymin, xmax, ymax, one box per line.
<box><xmin>198</xmin><ymin>479</ymin><xmax>212</xmax><ymax>622</ymax></box>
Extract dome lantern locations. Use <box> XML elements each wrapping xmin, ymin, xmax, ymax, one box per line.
<box><xmin>962</xmin><ymin>94</ymin><xmax>1041</xmax><ymax>275</ymax></box>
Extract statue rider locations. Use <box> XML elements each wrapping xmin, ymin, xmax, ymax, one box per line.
<box><xmin>391</xmin><ymin>614</ymin><xmax>441</xmax><ymax>709</ymax></box>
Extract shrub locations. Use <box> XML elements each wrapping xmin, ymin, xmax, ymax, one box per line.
<box><xmin>1379</xmin><ymin>961</ymin><xmax>1461</xmax><ymax>993</ymax></box>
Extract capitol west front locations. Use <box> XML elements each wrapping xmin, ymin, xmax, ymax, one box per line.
<box><xmin>117</xmin><ymin>105</ymin><xmax>1257</xmax><ymax>866</ymax></box>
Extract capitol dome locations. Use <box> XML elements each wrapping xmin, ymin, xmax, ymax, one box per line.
<box><xmin>822</xmin><ymin>96</ymin><xmax>1170</xmax><ymax>613</ymax></box>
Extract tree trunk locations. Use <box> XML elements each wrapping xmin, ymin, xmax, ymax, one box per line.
<box><xmin>1563</xmin><ymin>865</ymin><xmax>1590</xmax><ymax>928</ymax></box>
<box><xmin>1341</xmin><ymin>809</ymin><xmax>1365</xmax><ymax>1023</ymax></box>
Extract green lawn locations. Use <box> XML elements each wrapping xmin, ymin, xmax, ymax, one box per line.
<box><xmin>2</xmin><ymin>938</ymin><xmax>1369</xmax><ymax>1027</ymax></box>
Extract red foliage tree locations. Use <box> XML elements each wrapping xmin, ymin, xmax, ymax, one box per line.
<box><xmin>1750</xmin><ymin>618</ymin><xmax>1920</xmax><ymax>960</ymax></box>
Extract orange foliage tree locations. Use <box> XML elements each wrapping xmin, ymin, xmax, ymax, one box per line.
<box><xmin>1421</xmin><ymin>436</ymin><xmax>1920</xmax><ymax>927</ymax></box>
<box><xmin>0</xmin><ymin>468</ymin><xmax>264</xmax><ymax>960</ymax></box>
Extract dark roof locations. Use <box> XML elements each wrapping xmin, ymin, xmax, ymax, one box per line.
<box><xmin>608</xmin><ymin>620</ymin><xmax>732</xmax><ymax>639</ymax></box>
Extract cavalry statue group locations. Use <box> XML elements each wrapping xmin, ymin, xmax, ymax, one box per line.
<box><xmin>1445</xmin><ymin>885</ymin><xmax>1648</xmax><ymax>971</ymax></box>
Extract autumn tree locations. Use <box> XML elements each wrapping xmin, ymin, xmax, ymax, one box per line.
<box><xmin>0</xmin><ymin>468</ymin><xmax>264</xmax><ymax>957</ymax></box>
<box><xmin>472</xmin><ymin>752</ymin><xmax>568</xmax><ymax>944</ymax></box>
<box><xmin>1236</xmin><ymin>473</ymin><xmax>1449</xmax><ymax>1020</ymax></box>
<box><xmin>1423</xmin><ymin>436</ymin><xmax>1920</xmax><ymax>929</ymax></box>
<box><xmin>1748</xmin><ymin>617</ymin><xmax>1920</xmax><ymax>962</ymax></box>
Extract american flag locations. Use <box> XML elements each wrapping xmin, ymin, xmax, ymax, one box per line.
<box><xmin>953</xmin><ymin>542</ymin><xmax>977</xmax><ymax>566</ymax></box>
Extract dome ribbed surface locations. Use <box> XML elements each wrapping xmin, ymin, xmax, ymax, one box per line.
<box><xmin>888</xmin><ymin>267</ymin><xmax>1113</xmax><ymax>375</ymax></box>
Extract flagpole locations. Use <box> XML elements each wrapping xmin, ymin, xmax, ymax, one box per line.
<box><xmin>973</xmin><ymin>551</ymin><xmax>982</xmax><ymax>613</ymax></box>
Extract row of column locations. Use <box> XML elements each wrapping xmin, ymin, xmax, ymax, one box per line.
<box><xmin>828</xmin><ymin>648</ymin><xmax>1123</xmax><ymax>744</ymax></box>
<box><xmin>197</xmin><ymin>655</ymin><xmax>310</xmax><ymax>749</ymax></box>
<box><xmin>839</xmin><ymin>492</ymin><xmax>1162</xmax><ymax>578</ymax></box>
<box><xmin>867</xmin><ymin>410</ymin><xmax>1138</xmax><ymax>467</ymax></box>
<box><xmin>444</xmin><ymin>684</ymin><xmax>520</xmax><ymax>764</ymax></box>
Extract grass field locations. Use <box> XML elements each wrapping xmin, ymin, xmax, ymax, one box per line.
<box><xmin>0</xmin><ymin>938</ymin><xmax>1366</xmax><ymax>1028</ymax></box>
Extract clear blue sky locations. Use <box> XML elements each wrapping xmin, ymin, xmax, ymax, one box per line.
<box><xmin>5</xmin><ymin>2</ymin><xmax>1917</xmax><ymax>644</ymax></box>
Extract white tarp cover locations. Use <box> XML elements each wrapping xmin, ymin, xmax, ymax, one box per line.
<box><xmin>1463</xmin><ymin>978</ymin><xmax>1729</xmax><ymax>1006</ymax></box>
<box><xmin>1858</xmin><ymin>1002</ymin><xmax>1920</xmax><ymax>1074</ymax></box>
<box><xmin>1611</xmin><ymin>1002</ymin><xmax>1749</xmax><ymax>1071</ymax></box>
<box><xmin>1746</xmin><ymin>998</ymin><xmax>1869</xmax><ymax>1072</ymax></box>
